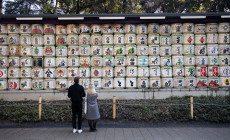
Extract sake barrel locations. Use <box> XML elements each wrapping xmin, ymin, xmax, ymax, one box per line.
<box><xmin>172</xmin><ymin>56</ymin><xmax>183</xmax><ymax>66</ymax></box>
<box><xmin>219</xmin><ymin>66</ymin><xmax>230</xmax><ymax>76</ymax></box>
<box><xmin>67</xmin><ymin>78</ymin><xmax>74</xmax><ymax>88</ymax></box>
<box><xmin>126</xmin><ymin>78</ymin><xmax>137</xmax><ymax>89</ymax></box>
<box><xmin>206</xmin><ymin>33</ymin><xmax>218</xmax><ymax>44</ymax></box>
<box><xmin>56</xmin><ymin>25</ymin><xmax>67</xmax><ymax>35</ymax></box>
<box><xmin>32</xmin><ymin>68</ymin><xmax>43</xmax><ymax>78</ymax></box>
<box><xmin>20</xmin><ymin>46</ymin><xmax>32</xmax><ymax>56</ymax></box>
<box><xmin>8</xmin><ymin>67</ymin><xmax>19</xmax><ymax>78</ymax></box>
<box><xmin>126</xmin><ymin>66</ymin><xmax>137</xmax><ymax>77</ymax></box>
<box><xmin>125</xmin><ymin>24</ymin><xmax>136</xmax><ymax>34</ymax></box>
<box><xmin>20</xmin><ymin>67</ymin><xmax>32</xmax><ymax>78</ymax></box>
<box><xmin>218</xmin><ymin>33</ymin><xmax>229</xmax><ymax>44</ymax></box>
<box><xmin>208</xmin><ymin>55</ymin><xmax>219</xmax><ymax>65</ymax></box>
<box><xmin>91</xmin><ymin>24</ymin><xmax>102</xmax><ymax>34</ymax></box>
<box><xmin>149</xmin><ymin>77</ymin><xmax>161</xmax><ymax>88</ymax></box>
<box><xmin>68</xmin><ymin>46</ymin><xmax>79</xmax><ymax>56</ymax></box>
<box><xmin>79</xmin><ymin>34</ymin><xmax>90</xmax><ymax>45</ymax></box>
<box><xmin>161</xmin><ymin>67</ymin><xmax>172</xmax><ymax>77</ymax></box>
<box><xmin>91</xmin><ymin>35</ymin><xmax>102</xmax><ymax>46</ymax></box>
<box><xmin>114</xmin><ymin>78</ymin><xmax>125</xmax><ymax>89</ymax></box>
<box><xmin>184</xmin><ymin>77</ymin><xmax>196</xmax><ymax>88</ymax></box>
<box><xmin>90</xmin><ymin>78</ymin><xmax>102</xmax><ymax>89</ymax></box>
<box><xmin>67</xmin><ymin>24</ymin><xmax>79</xmax><ymax>34</ymax></box>
<box><xmin>0</xmin><ymin>35</ymin><xmax>8</xmax><ymax>45</ymax></box>
<box><xmin>0</xmin><ymin>24</ymin><xmax>8</xmax><ymax>34</ymax></box>
<box><xmin>9</xmin><ymin>45</ymin><xmax>19</xmax><ymax>56</ymax></box>
<box><xmin>79</xmin><ymin>24</ymin><xmax>90</xmax><ymax>34</ymax></box>
<box><xmin>7</xmin><ymin>24</ymin><xmax>19</xmax><ymax>34</ymax></box>
<box><xmin>44</xmin><ymin>79</ymin><xmax>56</xmax><ymax>90</ymax></box>
<box><xmin>67</xmin><ymin>35</ymin><xmax>79</xmax><ymax>45</ymax></box>
<box><xmin>0</xmin><ymin>79</ymin><xmax>7</xmax><ymax>90</ymax></box>
<box><xmin>91</xmin><ymin>67</ymin><xmax>102</xmax><ymax>78</ymax></box>
<box><xmin>136</xmin><ymin>24</ymin><xmax>147</xmax><ymax>34</ymax></box>
<box><xmin>219</xmin><ymin>45</ymin><xmax>230</xmax><ymax>55</ymax></box>
<box><xmin>33</xmin><ymin>57</ymin><xmax>43</xmax><ymax>67</ymax></box>
<box><xmin>9</xmin><ymin>56</ymin><xmax>19</xmax><ymax>67</ymax></box>
<box><xmin>148</xmin><ymin>34</ymin><xmax>160</xmax><ymax>45</ymax></box>
<box><xmin>149</xmin><ymin>66</ymin><xmax>161</xmax><ymax>77</ymax></box>
<box><xmin>194</xmin><ymin>24</ymin><xmax>206</xmax><ymax>34</ymax></box>
<box><xmin>173</xmin><ymin>77</ymin><xmax>185</xmax><ymax>88</ymax></box>
<box><xmin>0</xmin><ymin>68</ymin><xmax>7</xmax><ymax>78</ymax></box>
<box><xmin>183</xmin><ymin>45</ymin><xmax>195</xmax><ymax>55</ymax></box>
<box><xmin>113</xmin><ymin>24</ymin><xmax>125</xmax><ymax>33</ymax></box>
<box><xmin>218</xmin><ymin>22</ymin><xmax>230</xmax><ymax>33</ymax></box>
<box><xmin>160</xmin><ymin>36</ymin><xmax>171</xmax><ymax>46</ymax></box>
<box><xmin>196</xmin><ymin>66</ymin><xmax>207</xmax><ymax>77</ymax></box>
<box><xmin>67</xmin><ymin>67</ymin><xmax>78</xmax><ymax>78</ymax></box>
<box><xmin>126</xmin><ymin>55</ymin><xmax>137</xmax><ymax>66</ymax></box>
<box><xmin>138</xmin><ymin>78</ymin><xmax>149</xmax><ymax>89</ymax></box>
<box><xmin>79</xmin><ymin>78</ymin><xmax>90</xmax><ymax>89</ymax></box>
<box><xmin>124</xmin><ymin>34</ymin><xmax>136</xmax><ymax>44</ymax></box>
<box><xmin>148</xmin><ymin>23</ymin><xmax>159</xmax><ymax>34</ymax></box>
<box><xmin>32</xmin><ymin>46</ymin><xmax>43</xmax><ymax>56</ymax></box>
<box><xmin>114</xmin><ymin>45</ymin><xmax>125</xmax><ymax>55</ymax></box>
<box><xmin>207</xmin><ymin>44</ymin><xmax>219</xmax><ymax>55</ymax></box>
<box><xmin>219</xmin><ymin>55</ymin><xmax>230</xmax><ymax>65</ymax></box>
<box><xmin>149</xmin><ymin>56</ymin><xmax>160</xmax><ymax>66</ymax></box>
<box><xmin>183</xmin><ymin>23</ymin><xmax>194</xmax><ymax>33</ymax></box>
<box><xmin>44</xmin><ymin>46</ymin><xmax>55</xmax><ymax>56</ymax></box>
<box><xmin>56</xmin><ymin>46</ymin><xmax>67</xmax><ymax>56</ymax></box>
<box><xmin>125</xmin><ymin>45</ymin><xmax>136</xmax><ymax>55</ymax></box>
<box><xmin>184</xmin><ymin>55</ymin><xmax>195</xmax><ymax>66</ymax></box>
<box><xmin>136</xmin><ymin>35</ymin><xmax>147</xmax><ymax>45</ymax></box>
<box><xmin>44</xmin><ymin>68</ymin><xmax>55</xmax><ymax>78</ymax></box>
<box><xmin>32</xmin><ymin>35</ymin><xmax>44</xmax><ymax>46</ymax></box>
<box><xmin>79</xmin><ymin>67</ymin><xmax>90</xmax><ymax>78</ymax></box>
<box><xmin>173</xmin><ymin>66</ymin><xmax>184</xmax><ymax>77</ymax></box>
<box><xmin>102</xmin><ymin>78</ymin><xmax>113</xmax><ymax>89</ymax></box>
<box><xmin>196</xmin><ymin>77</ymin><xmax>208</xmax><ymax>88</ymax></box>
<box><xmin>103</xmin><ymin>45</ymin><xmax>113</xmax><ymax>56</ymax></box>
<box><xmin>137</xmin><ymin>46</ymin><xmax>148</xmax><ymax>56</ymax></box>
<box><xmin>149</xmin><ymin>45</ymin><xmax>160</xmax><ymax>55</ymax></box>
<box><xmin>102</xmin><ymin>34</ymin><xmax>113</xmax><ymax>45</ymax></box>
<box><xmin>32</xmin><ymin>79</ymin><xmax>43</xmax><ymax>90</ymax></box>
<box><xmin>80</xmin><ymin>56</ymin><xmax>90</xmax><ymax>66</ymax></box>
<box><xmin>184</xmin><ymin>66</ymin><xmax>196</xmax><ymax>77</ymax></box>
<box><xmin>195</xmin><ymin>34</ymin><xmax>206</xmax><ymax>45</ymax></box>
<box><xmin>0</xmin><ymin>56</ymin><xmax>8</xmax><ymax>67</ymax></box>
<box><xmin>8</xmin><ymin>34</ymin><xmax>19</xmax><ymax>45</ymax></box>
<box><xmin>102</xmin><ymin>67</ymin><xmax>113</xmax><ymax>77</ymax></box>
<box><xmin>196</xmin><ymin>56</ymin><xmax>208</xmax><ymax>66</ymax></box>
<box><xmin>91</xmin><ymin>56</ymin><xmax>103</xmax><ymax>67</ymax></box>
<box><xmin>68</xmin><ymin>56</ymin><xmax>79</xmax><ymax>67</ymax></box>
<box><xmin>115</xmin><ymin>56</ymin><xmax>126</xmax><ymax>66</ymax></box>
<box><xmin>171</xmin><ymin>34</ymin><xmax>183</xmax><ymax>44</ymax></box>
<box><xmin>138</xmin><ymin>56</ymin><xmax>148</xmax><ymax>66</ymax></box>
<box><xmin>171</xmin><ymin>23</ymin><xmax>182</xmax><ymax>33</ymax></box>
<box><xmin>44</xmin><ymin>24</ymin><xmax>55</xmax><ymax>34</ymax></box>
<box><xmin>172</xmin><ymin>45</ymin><xmax>183</xmax><ymax>55</ymax></box>
<box><xmin>220</xmin><ymin>77</ymin><xmax>230</xmax><ymax>87</ymax></box>
<box><xmin>56</xmin><ymin>67</ymin><xmax>67</xmax><ymax>78</ymax></box>
<box><xmin>20</xmin><ymin>34</ymin><xmax>31</xmax><ymax>45</ymax></box>
<box><xmin>101</xmin><ymin>24</ymin><xmax>113</xmax><ymax>34</ymax></box>
<box><xmin>159</xmin><ymin>24</ymin><xmax>171</xmax><ymax>35</ymax></box>
<box><xmin>56</xmin><ymin>35</ymin><xmax>67</xmax><ymax>46</ymax></box>
<box><xmin>208</xmin><ymin>66</ymin><xmax>219</xmax><ymax>77</ymax></box>
<box><xmin>0</xmin><ymin>46</ymin><xmax>9</xmax><ymax>56</ymax></box>
<box><xmin>44</xmin><ymin>57</ymin><xmax>56</xmax><ymax>67</ymax></box>
<box><xmin>56</xmin><ymin>57</ymin><xmax>67</xmax><ymax>67</ymax></box>
<box><xmin>44</xmin><ymin>35</ymin><xmax>55</xmax><ymax>45</ymax></box>
<box><xmin>8</xmin><ymin>79</ymin><xmax>19</xmax><ymax>90</ymax></box>
<box><xmin>20</xmin><ymin>79</ymin><xmax>32</xmax><ymax>90</ymax></box>
<box><xmin>160</xmin><ymin>46</ymin><xmax>171</xmax><ymax>56</ymax></box>
<box><xmin>79</xmin><ymin>45</ymin><xmax>90</xmax><ymax>56</ymax></box>
<box><xmin>195</xmin><ymin>45</ymin><xmax>207</xmax><ymax>55</ymax></box>
<box><xmin>206</xmin><ymin>23</ymin><xmax>218</xmax><ymax>33</ymax></box>
<box><xmin>160</xmin><ymin>56</ymin><xmax>172</xmax><ymax>67</ymax></box>
<box><xmin>103</xmin><ymin>56</ymin><xmax>114</xmax><ymax>67</ymax></box>
<box><xmin>138</xmin><ymin>67</ymin><xmax>149</xmax><ymax>77</ymax></box>
<box><xmin>56</xmin><ymin>79</ymin><xmax>68</xmax><ymax>90</ymax></box>
<box><xmin>32</xmin><ymin>24</ymin><xmax>43</xmax><ymax>34</ymax></box>
<box><xmin>113</xmin><ymin>34</ymin><xmax>124</xmax><ymax>45</ymax></box>
<box><xmin>161</xmin><ymin>78</ymin><xmax>173</xmax><ymax>88</ymax></box>
<box><xmin>183</xmin><ymin>34</ymin><xmax>194</xmax><ymax>45</ymax></box>
<box><xmin>114</xmin><ymin>66</ymin><xmax>126</xmax><ymax>77</ymax></box>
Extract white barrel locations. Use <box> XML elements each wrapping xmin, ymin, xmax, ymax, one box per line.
<box><xmin>208</xmin><ymin>66</ymin><xmax>219</xmax><ymax>77</ymax></box>
<box><xmin>20</xmin><ymin>67</ymin><xmax>31</xmax><ymax>78</ymax></box>
<box><xmin>161</xmin><ymin>78</ymin><xmax>173</xmax><ymax>88</ymax></box>
<box><xmin>125</xmin><ymin>45</ymin><xmax>136</xmax><ymax>55</ymax></box>
<box><xmin>56</xmin><ymin>79</ymin><xmax>67</xmax><ymax>90</ymax></box>
<box><xmin>8</xmin><ymin>67</ymin><xmax>19</xmax><ymax>78</ymax></box>
<box><xmin>138</xmin><ymin>56</ymin><xmax>148</xmax><ymax>66</ymax></box>
<box><xmin>126</xmin><ymin>55</ymin><xmax>137</xmax><ymax>66</ymax></box>
<box><xmin>44</xmin><ymin>79</ymin><xmax>56</xmax><ymax>90</ymax></box>
<box><xmin>68</xmin><ymin>56</ymin><xmax>79</xmax><ymax>67</ymax></box>
<box><xmin>113</xmin><ymin>34</ymin><xmax>124</xmax><ymax>45</ymax></box>
<box><xmin>114</xmin><ymin>78</ymin><xmax>125</xmax><ymax>89</ymax></box>
<box><xmin>218</xmin><ymin>33</ymin><xmax>229</xmax><ymax>44</ymax></box>
<box><xmin>103</xmin><ymin>45</ymin><xmax>113</xmax><ymax>56</ymax></box>
<box><xmin>160</xmin><ymin>56</ymin><xmax>172</xmax><ymax>67</ymax></box>
<box><xmin>124</xmin><ymin>34</ymin><xmax>136</xmax><ymax>44</ymax></box>
<box><xmin>161</xmin><ymin>67</ymin><xmax>172</xmax><ymax>77</ymax></box>
<box><xmin>32</xmin><ymin>46</ymin><xmax>43</xmax><ymax>56</ymax></box>
<box><xmin>67</xmin><ymin>67</ymin><xmax>78</xmax><ymax>78</ymax></box>
<box><xmin>67</xmin><ymin>78</ymin><xmax>74</xmax><ymax>88</ymax></box>
<box><xmin>44</xmin><ymin>35</ymin><xmax>55</xmax><ymax>45</ymax></box>
<box><xmin>0</xmin><ymin>24</ymin><xmax>8</xmax><ymax>34</ymax></box>
<box><xmin>67</xmin><ymin>35</ymin><xmax>79</xmax><ymax>45</ymax></box>
<box><xmin>20</xmin><ymin>79</ymin><xmax>32</xmax><ymax>90</ymax></box>
<box><xmin>172</xmin><ymin>45</ymin><xmax>183</xmax><ymax>55</ymax></box>
<box><xmin>56</xmin><ymin>57</ymin><xmax>67</xmax><ymax>67</ymax></box>
<box><xmin>79</xmin><ymin>34</ymin><xmax>90</xmax><ymax>45</ymax></box>
<box><xmin>102</xmin><ymin>67</ymin><xmax>113</xmax><ymax>77</ymax></box>
<box><xmin>44</xmin><ymin>24</ymin><xmax>55</xmax><ymax>34</ymax></box>
<box><xmin>195</xmin><ymin>45</ymin><xmax>207</xmax><ymax>55</ymax></box>
<box><xmin>126</xmin><ymin>66</ymin><xmax>137</xmax><ymax>77</ymax></box>
<box><xmin>32</xmin><ymin>79</ymin><xmax>43</xmax><ymax>90</ymax></box>
<box><xmin>113</xmin><ymin>24</ymin><xmax>125</xmax><ymax>33</ymax></box>
<box><xmin>79</xmin><ymin>45</ymin><xmax>90</xmax><ymax>56</ymax></box>
<box><xmin>44</xmin><ymin>57</ymin><xmax>55</xmax><ymax>67</ymax></box>
<box><xmin>91</xmin><ymin>24</ymin><xmax>101</xmax><ymax>34</ymax></box>
<box><xmin>125</xmin><ymin>24</ymin><xmax>135</xmax><ymax>34</ymax></box>
<box><xmin>9</xmin><ymin>56</ymin><xmax>19</xmax><ymax>67</ymax></box>
<box><xmin>56</xmin><ymin>46</ymin><xmax>67</xmax><ymax>56</ymax></box>
<box><xmin>219</xmin><ymin>45</ymin><xmax>230</xmax><ymax>55</ymax></box>
<box><xmin>185</xmin><ymin>66</ymin><xmax>196</xmax><ymax>77</ymax></box>
<box><xmin>219</xmin><ymin>55</ymin><xmax>230</xmax><ymax>65</ymax></box>
<box><xmin>148</xmin><ymin>23</ymin><xmax>159</xmax><ymax>34</ymax></box>
<box><xmin>184</xmin><ymin>55</ymin><xmax>195</xmax><ymax>66</ymax></box>
<box><xmin>56</xmin><ymin>25</ymin><xmax>67</xmax><ymax>35</ymax></box>
<box><xmin>103</xmin><ymin>56</ymin><xmax>114</xmax><ymax>67</ymax></box>
<box><xmin>206</xmin><ymin>23</ymin><xmax>218</xmax><ymax>33</ymax></box>
<box><xmin>0</xmin><ymin>35</ymin><xmax>8</xmax><ymax>45</ymax></box>
<box><xmin>138</xmin><ymin>67</ymin><xmax>149</xmax><ymax>77</ymax></box>
<box><xmin>183</xmin><ymin>34</ymin><xmax>194</xmax><ymax>44</ymax></box>
<box><xmin>91</xmin><ymin>56</ymin><xmax>103</xmax><ymax>67</ymax></box>
<box><xmin>32</xmin><ymin>68</ymin><xmax>43</xmax><ymax>78</ymax></box>
<box><xmin>173</xmin><ymin>77</ymin><xmax>185</xmax><ymax>88</ymax></box>
<box><xmin>79</xmin><ymin>78</ymin><xmax>90</xmax><ymax>89</ymax></box>
<box><xmin>160</xmin><ymin>36</ymin><xmax>171</xmax><ymax>46</ymax></box>
<box><xmin>114</xmin><ymin>66</ymin><xmax>126</xmax><ymax>77</ymax></box>
<box><xmin>206</xmin><ymin>33</ymin><xmax>218</xmax><ymax>44</ymax></box>
<box><xmin>218</xmin><ymin>22</ymin><xmax>230</xmax><ymax>33</ymax></box>
<box><xmin>208</xmin><ymin>55</ymin><xmax>219</xmax><ymax>65</ymax></box>
<box><xmin>114</xmin><ymin>45</ymin><xmax>125</xmax><ymax>55</ymax></box>
<box><xmin>20</xmin><ymin>34</ymin><xmax>31</xmax><ymax>45</ymax></box>
<box><xmin>196</xmin><ymin>56</ymin><xmax>208</xmax><ymax>66</ymax></box>
<box><xmin>0</xmin><ymin>57</ymin><xmax>8</xmax><ymax>67</ymax></box>
<box><xmin>9</xmin><ymin>45</ymin><xmax>19</xmax><ymax>56</ymax></box>
<box><xmin>102</xmin><ymin>78</ymin><xmax>113</xmax><ymax>89</ymax></box>
<box><xmin>91</xmin><ymin>46</ymin><xmax>102</xmax><ymax>56</ymax></box>
<box><xmin>149</xmin><ymin>56</ymin><xmax>160</xmax><ymax>66</ymax></box>
<box><xmin>44</xmin><ymin>68</ymin><xmax>55</xmax><ymax>78</ymax></box>
<box><xmin>149</xmin><ymin>45</ymin><xmax>159</xmax><ymax>55</ymax></box>
<box><xmin>80</xmin><ymin>56</ymin><xmax>90</xmax><ymax>66</ymax></box>
<box><xmin>148</xmin><ymin>34</ymin><xmax>159</xmax><ymax>45</ymax></box>
<box><xmin>32</xmin><ymin>35</ymin><xmax>44</xmax><ymax>46</ymax></box>
<box><xmin>126</xmin><ymin>78</ymin><xmax>137</xmax><ymax>88</ymax></box>
<box><xmin>184</xmin><ymin>77</ymin><xmax>196</xmax><ymax>88</ymax></box>
<box><xmin>20</xmin><ymin>56</ymin><xmax>32</xmax><ymax>67</ymax></box>
<box><xmin>79</xmin><ymin>67</ymin><xmax>90</xmax><ymax>78</ymax></box>
<box><xmin>149</xmin><ymin>66</ymin><xmax>160</xmax><ymax>77</ymax></box>
<box><xmin>150</xmin><ymin>77</ymin><xmax>161</xmax><ymax>88</ymax></box>
<box><xmin>90</xmin><ymin>78</ymin><xmax>102</xmax><ymax>89</ymax></box>
<box><xmin>136</xmin><ymin>35</ymin><xmax>147</xmax><ymax>45</ymax></box>
<box><xmin>32</xmin><ymin>24</ymin><xmax>43</xmax><ymax>34</ymax></box>
<box><xmin>56</xmin><ymin>68</ymin><xmax>67</xmax><ymax>78</ymax></box>
<box><xmin>91</xmin><ymin>35</ymin><xmax>102</xmax><ymax>46</ymax></box>
<box><xmin>136</xmin><ymin>24</ymin><xmax>147</xmax><ymax>34</ymax></box>
<box><xmin>115</xmin><ymin>56</ymin><xmax>126</xmax><ymax>66</ymax></box>
<box><xmin>137</xmin><ymin>46</ymin><xmax>148</xmax><ymax>56</ymax></box>
<box><xmin>183</xmin><ymin>45</ymin><xmax>194</xmax><ymax>55</ymax></box>
<box><xmin>0</xmin><ymin>68</ymin><xmax>7</xmax><ymax>78</ymax></box>
<box><xmin>220</xmin><ymin>77</ymin><xmax>230</xmax><ymax>87</ymax></box>
<box><xmin>20</xmin><ymin>46</ymin><xmax>32</xmax><ymax>56</ymax></box>
<box><xmin>79</xmin><ymin>24</ymin><xmax>90</xmax><ymax>34</ymax></box>
<box><xmin>68</xmin><ymin>46</ymin><xmax>79</xmax><ymax>56</ymax></box>
<box><xmin>101</xmin><ymin>24</ymin><xmax>113</xmax><ymax>34</ymax></box>
<box><xmin>56</xmin><ymin>35</ymin><xmax>67</xmax><ymax>46</ymax></box>
<box><xmin>195</xmin><ymin>34</ymin><xmax>206</xmax><ymax>45</ymax></box>
<box><xmin>160</xmin><ymin>46</ymin><xmax>171</xmax><ymax>56</ymax></box>
<box><xmin>8</xmin><ymin>79</ymin><xmax>19</xmax><ymax>90</ymax></box>
<box><xmin>8</xmin><ymin>34</ymin><xmax>19</xmax><ymax>45</ymax></box>
<box><xmin>0</xmin><ymin>79</ymin><xmax>7</xmax><ymax>90</ymax></box>
<box><xmin>183</xmin><ymin>23</ymin><xmax>194</xmax><ymax>33</ymax></box>
<box><xmin>7</xmin><ymin>24</ymin><xmax>19</xmax><ymax>34</ymax></box>
<box><xmin>33</xmin><ymin>57</ymin><xmax>44</xmax><ymax>68</ymax></box>
<box><xmin>91</xmin><ymin>67</ymin><xmax>102</xmax><ymax>77</ymax></box>
<box><xmin>138</xmin><ymin>78</ymin><xmax>149</xmax><ymax>88</ymax></box>
<box><xmin>220</xmin><ymin>66</ymin><xmax>230</xmax><ymax>77</ymax></box>
<box><xmin>196</xmin><ymin>77</ymin><xmax>208</xmax><ymax>88</ymax></box>
<box><xmin>171</xmin><ymin>34</ymin><xmax>183</xmax><ymax>44</ymax></box>
<box><xmin>159</xmin><ymin>24</ymin><xmax>171</xmax><ymax>35</ymax></box>
<box><xmin>172</xmin><ymin>56</ymin><xmax>183</xmax><ymax>66</ymax></box>
<box><xmin>171</xmin><ymin>23</ymin><xmax>182</xmax><ymax>33</ymax></box>
<box><xmin>194</xmin><ymin>24</ymin><xmax>206</xmax><ymax>34</ymax></box>
<box><xmin>67</xmin><ymin>24</ymin><xmax>79</xmax><ymax>34</ymax></box>
<box><xmin>207</xmin><ymin>44</ymin><xmax>218</xmax><ymax>55</ymax></box>
<box><xmin>173</xmin><ymin>66</ymin><xmax>184</xmax><ymax>77</ymax></box>
<box><xmin>44</xmin><ymin>46</ymin><xmax>55</xmax><ymax>56</ymax></box>
<box><xmin>196</xmin><ymin>66</ymin><xmax>207</xmax><ymax>76</ymax></box>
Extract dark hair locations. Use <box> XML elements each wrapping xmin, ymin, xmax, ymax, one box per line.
<box><xmin>74</xmin><ymin>77</ymin><xmax>79</xmax><ymax>84</ymax></box>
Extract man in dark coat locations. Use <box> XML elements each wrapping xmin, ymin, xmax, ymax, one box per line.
<box><xmin>68</xmin><ymin>77</ymin><xmax>86</xmax><ymax>133</ymax></box>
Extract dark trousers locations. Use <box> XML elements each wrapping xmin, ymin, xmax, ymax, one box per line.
<box><xmin>72</xmin><ymin>102</ymin><xmax>82</xmax><ymax>129</ymax></box>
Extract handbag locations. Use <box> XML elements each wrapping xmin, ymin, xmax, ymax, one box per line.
<box><xmin>84</xmin><ymin>92</ymin><xmax>87</xmax><ymax>114</ymax></box>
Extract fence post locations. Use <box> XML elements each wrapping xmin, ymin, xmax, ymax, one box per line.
<box><xmin>113</xmin><ymin>96</ymin><xmax>116</xmax><ymax>120</ymax></box>
<box><xmin>190</xmin><ymin>96</ymin><xmax>193</xmax><ymax>119</ymax></box>
<box><xmin>38</xmin><ymin>96</ymin><xmax>42</xmax><ymax>120</ymax></box>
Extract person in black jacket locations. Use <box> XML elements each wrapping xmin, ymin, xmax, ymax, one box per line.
<box><xmin>68</xmin><ymin>77</ymin><xmax>86</xmax><ymax>133</ymax></box>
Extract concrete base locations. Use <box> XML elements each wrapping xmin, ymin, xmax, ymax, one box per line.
<box><xmin>0</xmin><ymin>88</ymin><xmax>230</xmax><ymax>101</ymax></box>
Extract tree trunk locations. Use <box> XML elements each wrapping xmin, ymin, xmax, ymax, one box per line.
<box><xmin>0</xmin><ymin>0</ymin><xmax>2</xmax><ymax>14</ymax></box>
<box><xmin>77</xmin><ymin>0</ymin><xmax>80</xmax><ymax>14</ymax></box>
<box><xmin>123</xmin><ymin>0</ymin><xmax>126</xmax><ymax>13</ymax></box>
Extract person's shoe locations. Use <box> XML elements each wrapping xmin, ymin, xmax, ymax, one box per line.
<box><xmin>73</xmin><ymin>129</ymin><xmax>77</xmax><ymax>133</ymax></box>
<box><xmin>78</xmin><ymin>129</ymin><xmax>83</xmax><ymax>133</ymax></box>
